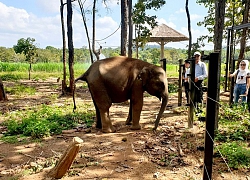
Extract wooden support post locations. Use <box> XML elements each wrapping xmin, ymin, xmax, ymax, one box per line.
<box><xmin>188</xmin><ymin>58</ymin><xmax>195</xmax><ymax>128</ymax></box>
<box><xmin>0</xmin><ymin>78</ymin><xmax>8</xmax><ymax>101</ymax></box>
<box><xmin>160</xmin><ymin>58</ymin><xmax>166</xmax><ymax>72</ymax></box>
<box><xmin>202</xmin><ymin>52</ymin><xmax>219</xmax><ymax>180</ymax></box>
<box><xmin>178</xmin><ymin>59</ymin><xmax>184</xmax><ymax>106</ymax></box>
<box><xmin>48</xmin><ymin>137</ymin><xmax>83</xmax><ymax>179</ymax></box>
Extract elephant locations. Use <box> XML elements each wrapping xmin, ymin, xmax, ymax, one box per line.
<box><xmin>75</xmin><ymin>56</ymin><xmax>169</xmax><ymax>133</ymax></box>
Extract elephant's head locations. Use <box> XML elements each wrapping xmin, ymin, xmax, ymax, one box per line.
<box><xmin>139</xmin><ymin>66</ymin><xmax>169</xmax><ymax>130</ymax></box>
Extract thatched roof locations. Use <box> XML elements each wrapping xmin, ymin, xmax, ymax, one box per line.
<box><xmin>149</xmin><ymin>24</ymin><xmax>189</xmax><ymax>43</ymax></box>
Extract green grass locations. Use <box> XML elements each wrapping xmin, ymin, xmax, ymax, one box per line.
<box><xmin>214</xmin><ymin>103</ymin><xmax>250</xmax><ymax>169</ymax></box>
<box><xmin>0</xmin><ymin>62</ymin><xmax>90</xmax><ymax>81</ymax></box>
<box><xmin>6</xmin><ymin>84</ymin><xmax>36</xmax><ymax>96</ymax></box>
<box><xmin>0</xmin><ymin>62</ymin><xmax>180</xmax><ymax>81</ymax></box>
<box><xmin>215</xmin><ymin>142</ymin><xmax>250</xmax><ymax>169</ymax></box>
<box><xmin>1</xmin><ymin>103</ymin><xmax>95</xmax><ymax>140</ymax></box>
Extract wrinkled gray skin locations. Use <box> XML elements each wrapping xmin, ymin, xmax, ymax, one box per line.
<box><xmin>75</xmin><ymin>56</ymin><xmax>169</xmax><ymax>133</ymax></box>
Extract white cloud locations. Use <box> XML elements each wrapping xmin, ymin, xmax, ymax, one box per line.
<box><xmin>176</xmin><ymin>8</ymin><xmax>185</xmax><ymax>14</ymax></box>
<box><xmin>180</xmin><ymin>26</ymin><xmax>214</xmax><ymax>50</ymax></box>
<box><xmin>0</xmin><ymin>2</ymin><xmax>30</xmax><ymax>33</ymax></box>
<box><xmin>0</xmin><ymin>2</ymin><xmax>121</xmax><ymax>48</ymax></box>
<box><xmin>190</xmin><ymin>14</ymin><xmax>202</xmax><ymax>21</ymax></box>
<box><xmin>36</xmin><ymin>0</ymin><xmax>60</xmax><ymax>14</ymax></box>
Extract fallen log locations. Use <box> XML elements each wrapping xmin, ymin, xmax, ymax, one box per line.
<box><xmin>48</xmin><ymin>136</ymin><xmax>83</xmax><ymax>179</ymax></box>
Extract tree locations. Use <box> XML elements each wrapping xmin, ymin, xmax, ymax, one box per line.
<box><xmin>133</xmin><ymin>0</ymin><xmax>166</xmax><ymax>48</ymax></box>
<box><xmin>92</xmin><ymin>0</ymin><xmax>101</xmax><ymax>61</ymax></box>
<box><xmin>185</xmin><ymin>0</ymin><xmax>192</xmax><ymax>58</ymax></box>
<box><xmin>60</xmin><ymin>0</ymin><xmax>68</xmax><ymax>94</ymax></box>
<box><xmin>13</xmin><ymin>37</ymin><xmax>37</xmax><ymax>80</ymax></box>
<box><xmin>128</xmin><ymin>0</ymin><xmax>133</xmax><ymax>58</ymax></box>
<box><xmin>121</xmin><ymin>0</ymin><xmax>128</xmax><ymax>56</ymax></box>
<box><xmin>197</xmin><ymin>0</ymin><xmax>249</xmax><ymax>56</ymax></box>
<box><xmin>67</xmin><ymin>0</ymin><xmax>75</xmax><ymax>96</ymax></box>
<box><xmin>239</xmin><ymin>0</ymin><xmax>250</xmax><ymax>59</ymax></box>
<box><xmin>77</xmin><ymin>0</ymin><xmax>94</xmax><ymax>63</ymax></box>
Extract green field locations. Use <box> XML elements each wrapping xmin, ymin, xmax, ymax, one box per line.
<box><xmin>0</xmin><ymin>62</ymin><xmax>180</xmax><ymax>81</ymax></box>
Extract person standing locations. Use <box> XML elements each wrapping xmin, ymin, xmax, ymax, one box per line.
<box><xmin>183</xmin><ymin>60</ymin><xmax>190</xmax><ymax>104</ymax></box>
<box><xmin>194</xmin><ymin>51</ymin><xmax>208</xmax><ymax>108</ymax></box>
<box><xmin>230</xmin><ymin>60</ymin><xmax>250</xmax><ymax>103</ymax></box>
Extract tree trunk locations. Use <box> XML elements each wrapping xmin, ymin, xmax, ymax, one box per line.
<box><xmin>67</xmin><ymin>0</ymin><xmax>74</xmax><ymax>94</ymax></box>
<box><xmin>121</xmin><ymin>0</ymin><xmax>128</xmax><ymax>56</ymax></box>
<box><xmin>238</xmin><ymin>0</ymin><xmax>250</xmax><ymax>60</ymax></box>
<box><xmin>78</xmin><ymin>0</ymin><xmax>94</xmax><ymax>63</ymax></box>
<box><xmin>92</xmin><ymin>0</ymin><xmax>100</xmax><ymax>61</ymax></box>
<box><xmin>185</xmin><ymin>0</ymin><xmax>192</xmax><ymax>59</ymax></box>
<box><xmin>60</xmin><ymin>0</ymin><xmax>68</xmax><ymax>94</ymax></box>
<box><xmin>48</xmin><ymin>137</ymin><xmax>83</xmax><ymax>179</ymax></box>
<box><xmin>214</xmin><ymin>0</ymin><xmax>225</xmax><ymax>130</ymax></box>
<box><xmin>0</xmin><ymin>77</ymin><xmax>8</xmax><ymax>101</ymax></box>
<box><xmin>128</xmin><ymin>0</ymin><xmax>133</xmax><ymax>58</ymax></box>
<box><xmin>29</xmin><ymin>63</ymin><xmax>31</xmax><ymax>80</ymax></box>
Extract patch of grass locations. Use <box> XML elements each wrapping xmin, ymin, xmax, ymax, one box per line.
<box><xmin>168</xmin><ymin>83</ymin><xmax>179</xmax><ymax>93</ymax></box>
<box><xmin>2</xmin><ymin>104</ymin><xmax>94</xmax><ymax>140</ymax></box>
<box><xmin>0</xmin><ymin>135</ymin><xmax>18</xmax><ymax>144</ymax></box>
<box><xmin>215</xmin><ymin>142</ymin><xmax>250</xmax><ymax>169</ymax></box>
<box><xmin>216</xmin><ymin>104</ymin><xmax>250</xmax><ymax>142</ymax></box>
<box><xmin>0</xmin><ymin>73</ymin><xmax>22</xmax><ymax>81</ymax></box>
<box><xmin>0</xmin><ymin>62</ymin><xmax>90</xmax><ymax>80</ymax></box>
<box><xmin>6</xmin><ymin>84</ymin><xmax>36</xmax><ymax>96</ymax></box>
<box><xmin>214</xmin><ymin>103</ymin><xmax>250</xmax><ymax>169</ymax></box>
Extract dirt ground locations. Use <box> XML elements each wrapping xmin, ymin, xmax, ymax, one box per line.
<box><xmin>0</xmin><ymin>78</ymin><xmax>249</xmax><ymax>180</ymax></box>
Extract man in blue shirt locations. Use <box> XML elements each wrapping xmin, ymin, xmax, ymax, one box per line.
<box><xmin>194</xmin><ymin>51</ymin><xmax>208</xmax><ymax>108</ymax></box>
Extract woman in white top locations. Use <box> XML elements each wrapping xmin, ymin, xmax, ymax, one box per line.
<box><xmin>230</xmin><ymin>60</ymin><xmax>250</xmax><ymax>103</ymax></box>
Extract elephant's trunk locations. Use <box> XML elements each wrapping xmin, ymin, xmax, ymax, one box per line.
<box><xmin>153</xmin><ymin>95</ymin><xmax>168</xmax><ymax>130</ymax></box>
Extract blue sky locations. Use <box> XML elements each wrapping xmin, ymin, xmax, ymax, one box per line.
<box><xmin>0</xmin><ymin>0</ymin><xmax>213</xmax><ymax>50</ymax></box>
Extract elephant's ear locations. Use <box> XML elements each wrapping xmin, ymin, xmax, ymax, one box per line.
<box><xmin>138</xmin><ymin>67</ymin><xmax>149</xmax><ymax>87</ymax></box>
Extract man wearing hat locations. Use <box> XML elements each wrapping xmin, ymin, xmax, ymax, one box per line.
<box><xmin>194</xmin><ymin>51</ymin><xmax>208</xmax><ymax>109</ymax></box>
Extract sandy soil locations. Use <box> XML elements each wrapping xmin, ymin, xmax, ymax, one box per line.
<box><xmin>0</xmin><ymin>78</ymin><xmax>249</xmax><ymax>180</ymax></box>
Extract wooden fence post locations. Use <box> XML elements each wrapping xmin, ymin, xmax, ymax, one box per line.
<box><xmin>202</xmin><ymin>52</ymin><xmax>219</xmax><ymax>180</ymax></box>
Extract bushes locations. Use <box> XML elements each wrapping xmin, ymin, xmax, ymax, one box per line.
<box><xmin>215</xmin><ymin>104</ymin><xmax>250</xmax><ymax>169</ymax></box>
<box><xmin>215</xmin><ymin>142</ymin><xmax>250</xmax><ymax>169</ymax></box>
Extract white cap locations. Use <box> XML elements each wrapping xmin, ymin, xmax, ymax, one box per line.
<box><xmin>194</xmin><ymin>51</ymin><xmax>201</xmax><ymax>56</ymax></box>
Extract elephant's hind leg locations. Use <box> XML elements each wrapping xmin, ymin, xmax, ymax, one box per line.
<box><xmin>100</xmin><ymin>110</ymin><xmax>116</xmax><ymax>133</ymax></box>
<box><xmin>94</xmin><ymin>102</ymin><xmax>102</xmax><ymax>129</ymax></box>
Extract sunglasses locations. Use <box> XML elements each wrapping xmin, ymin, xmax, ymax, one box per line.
<box><xmin>240</xmin><ymin>64</ymin><xmax>246</xmax><ymax>66</ymax></box>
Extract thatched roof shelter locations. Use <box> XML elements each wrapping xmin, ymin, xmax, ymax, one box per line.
<box><xmin>149</xmin><ymin>24</ymin><xmax>189</xmax><ymax>59</ymax></box>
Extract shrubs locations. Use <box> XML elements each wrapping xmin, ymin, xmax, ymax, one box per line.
<box><xmin>215</xmin><ymin>104</ymin><xmax>250</xmax><ymax>169</ymax></box>
<box><xmin>215</xmin><ymin>142</ymin><xmax>250</xmax><ymax>169</ymax></box>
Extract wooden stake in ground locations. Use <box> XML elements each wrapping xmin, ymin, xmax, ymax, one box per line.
<box><xmin>0</xmin><ymin>78</ymin><xmax>8</xmax><ymax>101</ymax></box>
<box><xmin>48</xmin><ymin>137</ymin><xmax>83</xmax><ymax>179</ymax></box>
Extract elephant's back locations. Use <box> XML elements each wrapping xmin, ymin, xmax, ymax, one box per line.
<box><xmin>99</xmin><ymin>56</ymin><xmax>151</xmax><ymax>70</ymax></box>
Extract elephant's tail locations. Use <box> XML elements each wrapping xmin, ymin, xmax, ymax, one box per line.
<box><xmin>75</xmin><ymin>72</ymin><xmax>88</xmax><ymax>83</ymax></box>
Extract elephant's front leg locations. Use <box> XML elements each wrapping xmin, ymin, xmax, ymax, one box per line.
<box><xmin>130</xmin><ymin>92</ymin><xmax>143</xmax><ymax>130</ymax></box>
<box><xmin>100</xmin><ymin>110</ymin><xmax>116</xmax><ymax>133</ymax></box>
